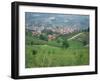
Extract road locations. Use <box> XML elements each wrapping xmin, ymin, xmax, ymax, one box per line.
<box><xmin>68</xmin><ymin>33</ymin><xmax>83</xmax><ymax>41</ymax></box>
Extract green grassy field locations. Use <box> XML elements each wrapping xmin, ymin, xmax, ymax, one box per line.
<box><xmin>25</xmin><ymin>30</ymin><xmax>89</xmax><ymax>68</ymax></box>
<box><xmin>25</xmin><ymin>35</ymin><xmax>89</xmax><ymax>68</ymax></box>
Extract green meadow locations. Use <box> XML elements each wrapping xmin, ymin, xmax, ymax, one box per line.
<box><xmin>25</xmin><ymin>31</ymin><xmax>89</xmax><ymax>68</ymax></box>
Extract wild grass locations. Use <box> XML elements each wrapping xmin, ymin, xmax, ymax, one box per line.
<box><xmin>25</xmin><ymin>31</ymin><xmax>89</xmax><ymax>68</ymax></box>
<box><xmin>25</xmin><ymin>44</ymin><xmax>89</xmax><ymax>68</ymax></box>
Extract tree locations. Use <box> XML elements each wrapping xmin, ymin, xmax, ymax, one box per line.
<box><xmin>62</xmin><ymin>40</ymin><xmax>69</xmax><ymax>48</ymax></box>
<box><xmin>82</xmin><ymin>40</ymin><xmax>87</xmax><ymax>46</ymax></box>
<box><xmin>57</xmin><ymin>37</ymin><xmax>63</xmax><ymax>43</ymax></box>
<box><xmin>32</xmin><ymin>49</ymin><xmax>37</xmax><ymax>55</ymax></box>
<box><xmin>39</xmin><ymin>34</ymin><xmax>48</xmax><ymax>41</ymax></box>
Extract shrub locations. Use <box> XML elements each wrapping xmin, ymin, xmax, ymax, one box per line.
<box><xmin>62</xmin><ymin>40</ymin><xmax>69</xmax><ymax>48</ymax></box>
<box><xmin>32</xmin><ymin>49</ymin><xmax>37</xmax><ymax>55</ymax></box>
<box><xmin>39</xmin><ymin>34</ymin><xmax>48</xmax><ymax>41</ymax></box>
<box><xmin>82</xmin><ymin>41</ymin><xmax>87</xmax><ymax>46</ymax></box>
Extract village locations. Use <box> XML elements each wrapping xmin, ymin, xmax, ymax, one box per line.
<box><xmin>26</xmin><ymin>25</ymin><xmax>80</xmax><ymax>41</ymax></box>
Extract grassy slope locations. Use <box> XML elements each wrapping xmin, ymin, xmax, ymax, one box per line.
<box><xmin>25</xmin><ymin>44</ymin><xmax>89</xmax><ymax>68</ymax></box>
<box><xmin>25</xmin><ymin>31</ymin><xmax>89</xmax><ymax>68</ymax></box>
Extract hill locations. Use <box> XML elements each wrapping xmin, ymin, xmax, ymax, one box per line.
<box><xmin>25</xmin><ymin>30</ymin><xmax>89</xmax><ymax>68</ymax></box>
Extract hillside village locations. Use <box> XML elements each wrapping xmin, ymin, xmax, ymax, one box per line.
<box><xmin>26</xmin><ymin>25</ymin><xmax>81</xmax><ymax>41</ymax></box>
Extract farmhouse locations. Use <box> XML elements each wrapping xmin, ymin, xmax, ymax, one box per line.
<box><xmin>48</xmin><ymin>34</ymin><xmax>56</xmax><ymax>41</ymax></box>
<box><xmin>32</xmin><ymin>30</ymin><xmax>41</xmax><ymax>36</ymax></box>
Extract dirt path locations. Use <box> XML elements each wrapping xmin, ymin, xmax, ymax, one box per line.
<box><xmin>68</xmin><ymin>33</ymin><xmax>83</xmax><ymax>41</ymax></box>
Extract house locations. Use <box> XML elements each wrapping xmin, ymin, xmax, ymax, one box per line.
<box><xmin>32</xmin><ymin>31</ymin><xmax>38</xmax><ymax>35</ymax></box>
<box><xmin>48</xmin><ymin>34</ymin><xmax>56</xmax><ymax>41</ymax></box>
<box><xmin>32</xmin><ymin>30</ymin><xmax>41</xmax><ymax>36</ymax></box>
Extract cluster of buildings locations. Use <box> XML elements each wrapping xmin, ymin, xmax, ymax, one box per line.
<box><xmin>26</xmin><ymin>25</ymin><xmax>80</xmax><ymax>41</ymax></box>
<box><xmin>30</xmin><ymin>26</ymin><xmax>80</xmax><ymax>34</ymax></box>
<box><xmin>48</xmin><ymin>34</ymin><xmax>56</xmax><ymax>41</ymax></box>
<box><xmin>51</xmin><ymin>27</ymin><xmax>80</xmax><ymax>34</ymax></box>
